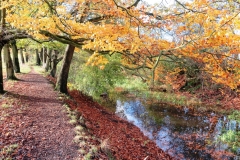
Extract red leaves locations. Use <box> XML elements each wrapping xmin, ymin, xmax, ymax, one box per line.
<box><xmin>67</xmin><ymin>90</ymin><xmax>172</xmax><ymax>159</ymax></box>
<box><xmin>1</xmin><ymin>69</ymin><xmax>80</xmax><ymax>159</ymax></box>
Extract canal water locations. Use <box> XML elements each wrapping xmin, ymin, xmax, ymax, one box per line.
<box><xmin>109</xmin><ymin>98</ymin><xmax>239</xmax><ymax>160</ymax></box>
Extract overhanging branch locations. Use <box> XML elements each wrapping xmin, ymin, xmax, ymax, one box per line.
<box><xmin>39</xmin><ymin>30</ymin><xmax>86</xmax><ymax>48</ymax></box>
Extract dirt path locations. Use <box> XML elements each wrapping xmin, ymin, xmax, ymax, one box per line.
<box><xmin>1</xmin><ymin>67</ymin><xmax>171</xmax><ymax>160</ymax></box>
<box><xmin>0</xmin><ymin>69</ymin><xmax>79</xmax><ymax>159</ymax></box>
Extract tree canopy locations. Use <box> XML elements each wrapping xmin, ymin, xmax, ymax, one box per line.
<box><xmin>1</xmin><ymin>0</ymin><xmax>240</xmax><ymax>90</ymax></box>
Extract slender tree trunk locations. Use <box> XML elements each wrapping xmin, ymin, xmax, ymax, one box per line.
<box><xmin>42</xmin><ymin>47</ymin><xmax>47</xmax><ymax>68</ymax></box>
<box><xmin>45</xmin><ymin>58</ymin><xmax>50</xmax><ymax>72</ymax></box>
<box><xmin>3</xmin><ymin>48</ymin><xmax>6</xmax><ymax>63</ymax></box>
<box><xmin>25</xmin><ymin>52</ymin><xmax>29</xmax><ymax>63</ymax></box>
<box><xmin>19</xmin><ymin>48</ymin><xmax>25</xmax><ymax>64</ymax></box>
<box><xmin>45</xmin><ymin>48</ymin><xmax>52</xmax><ymax>72</ymax></box>
<box><xmin>38</xmin><ymin>48</ymin><xmax>43</xmax><ymax>64</ymax></box>
<box><xmin>50</xmin><ymin>56</ymin><xmax>63</xmax><ymax>77</ymax></box>
<box><xmin>49</xmin><ymin>55</ymin><xmax>52</xmax><ymax>69</ymax></box>
<box><xmin>0</xmin><ymin>4</ymin><xmax>7</xmax><ymax>92</ymax></box>
<box><xmin>50</xmin><ymin>50</ymin><xmax>57</xmax><ymax>77</ymax></box>
<box><xmin>36</xmin><ymin>49</ymin><xmax>41</xmax><ymax>65</ymax></box>
<box><xmin>56</xmin><ymin>45</ymin><xmax>75</xmax><ymax>94</ymax></box>
<box><xmin>4</xmin><ymin>44</ymin><xmax>16</xmax><ymax>80</ymax></box>
<box><xmin>50</xmin><ymin>58</ymin><xmax>57</xmax><ymax>77</ymax></box>
<box><xmin>50</xmin><ymin>50</ymin><xmax>60</xmax><ymax>77</ymax></box>
<box><xmin>42</xmin><ymin>47</ymin><xmax>45</xmax><ymax>67</ymax></box>
<box><xmin>0</xmin><ymin>44</ymin><xmax>4</xmax><ymax>93</ymax></box>
<box><xmin>10</xmin><ymin>40</ymin><xmax>20</xmax><ymax>73</ymax></box>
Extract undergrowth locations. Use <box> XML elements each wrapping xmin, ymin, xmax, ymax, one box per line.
<box><xmin>0</xmin><ymin>144</ymin><xmax>18</xmax><ymax>160</ymax></box>
<box><xmin>218</xmin><ymin>111</ymin><xmax>240</xmax><ymax>154</ymax></box>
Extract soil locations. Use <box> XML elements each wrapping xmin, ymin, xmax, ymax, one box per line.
<box><xmin>0</xmin><ymin>67</ymin><xmax>171</xmax><ymax>159</ymax></box>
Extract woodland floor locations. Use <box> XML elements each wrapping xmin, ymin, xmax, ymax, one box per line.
<box><xmin>0</xmin><ymin>67</ymin><xmax>171</xmax><ymax>160</ymax></box>
<box><xmin>0</xmin><ymin>68</ymin><xmax>80</xmax><ymax>159</ymax></box>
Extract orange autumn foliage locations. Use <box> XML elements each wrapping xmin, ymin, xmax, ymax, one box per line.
<box><xmin>2</xmin><ymin>0</ymin><xmax>240</xmax><ymax>89</ymax></box>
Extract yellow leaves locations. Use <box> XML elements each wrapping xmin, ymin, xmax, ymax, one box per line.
<box><xmin>99</xmin><ymin>65</ymin><xmax>105</xmax><ymax>70</ymax></box>
<box><xmin>86</xmin><ymin>52</ymin><xmax>109</xmax><ymax>68</ymax></box>
<box><xmin>5</xmin><ymin>0</ymin><xmax>57</xmax><ymax>38</ymax></box>
<box><xmin>3</xmin><ymin>0</ymin><xmax>240</xmax><ymax>91</ymax></box>
<box><xmin>80</xmin><ymin>22</ymin><xmax>148</xmax><ymax>54</ymax></box>
<box><xmin>130</xmin><ymin>41</ymin><xmax>141</xmax><ymax>54</ymax></box>
<box><xmin>176</xmin><ymin>26</ymin><xmax>187</xmax><ymax>34</ymax></box>
<box><xmin>204</xmin><ymin>60</ymin><xmax>240</xmax><ymax>90</ymax></box>
<box><xmin>211</xmin><ymin>75</ymin><xmax>237</xmax><ymax>90</ymax></box>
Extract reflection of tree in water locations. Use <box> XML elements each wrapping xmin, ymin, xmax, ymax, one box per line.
<box><xmin>155</xmin><ymin>125</ymin><xmax>214</xmax><ymax>160</ymax></box>
<box><xmin>116</xmin><ymin>100</ymin><xmax>158</xmax><ymax>138</ymax></box>
<box><xmin>115</xmin><ymin>99</ymin><xmax>238</xmax><ymax>159</ymax></box>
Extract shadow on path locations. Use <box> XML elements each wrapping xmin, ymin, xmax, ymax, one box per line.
<box><xmin>0</xmin><ymin>67</ymin><xmax>80</xmax><ymax>160</ymax></box>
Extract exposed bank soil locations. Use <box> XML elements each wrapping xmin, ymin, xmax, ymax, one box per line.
<box><xmin>0</xmin><ymin>68</ymin><xmax>171</xmax><ymax>160</ymax></box>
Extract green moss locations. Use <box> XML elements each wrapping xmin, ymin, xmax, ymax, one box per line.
<box><xmin>0</xmin><ymin>143</ymin><xmax>18</xmax><ymax>159</ymax></box>
<box><xmin>84</xmin><ymin>152</ymin><xmax>92</xmax><ymax>160</ymax></box>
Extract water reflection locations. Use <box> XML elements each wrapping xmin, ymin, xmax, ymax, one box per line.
<box><xmin>116</xmin><ymin>100</ymin><xmax>157</xmax><ymax>139</ymax></box>
<box><xmin>115</xmin><ymin>99</ymin><xmax>239</xmax><ymax>160</ymax></box>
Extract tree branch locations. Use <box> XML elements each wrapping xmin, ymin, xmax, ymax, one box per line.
<box><xmin>39</xmin><ymin>30</ymin><xmax>85</xmax><ymax>48</ymax></box>
<box><xmin>88</xmin><ymin>15</ymin><xmax>112</xmax><ymax>23</ymax></box>
<box><xmin>127</xmin><ymin>0</ymin><xmax>141</xmax><ymax>9</ymax></box>
<box><xmin>175</xmin><ymin>0</ymin><xmax>206</xmax><ymax>13</ymax></box>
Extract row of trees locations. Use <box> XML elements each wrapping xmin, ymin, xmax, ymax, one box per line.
<box><xmin>0</xmin><ymin>0</ymin><xmax>240</xmax><ymax>94</ymax></box>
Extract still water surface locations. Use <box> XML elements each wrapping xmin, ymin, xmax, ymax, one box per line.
<box><xmin>111</xmin><ymin>98</ymin><xmax>239</xmax><ymax>159</ymax></box>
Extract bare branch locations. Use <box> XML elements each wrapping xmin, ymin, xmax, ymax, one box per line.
<box><xmin>112</xmin><ymin>0</ymin><xmax>144</xmax><ymax>25</ymax></box>
<box><xmin>88</xmin><ymin>15</ymin><xmax>112</xmax><ymax>23</ymax></box>
<box><xmin>175</xmin><ymin>0</ymin><xmax>206</xmax><ymax>13</ymax></box>
<box><xmin>127</xmin><ymin>0</ymin><xmax>141</xmax><ymax>9</ymax></box>
<box><xmin>140</xmin><ymin>11</ymin><xmax>162</xmax><ymax>20</ymax></box>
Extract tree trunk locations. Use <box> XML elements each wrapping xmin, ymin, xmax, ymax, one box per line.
<box><xmin>35</xmin><ymin>49</ymin><xmax>41</xmax><ymax>65</ymax></box>
<box><xmin>50</xmin><ymin>60</ymin><xmax>57</xmax><ymax>77</ymax></box>
<box><xmin>25</xmin><ymin>52</ymin><xmax>29</xmax><ymax>63</ymax></box>
<box><xmin>56</xmin><ymin>45</ymin><xmax>75</xmax><ymax>94</ymax></box>
<box><xmin>50</xmin><ymin>50</ymin><xmax>60</xmax><ymax>77</ymax></box>
<box><xmin>20</xmin><ymin>48</ymin><xmax>25</xmax><ymax>64</ymax></box>
<box><xmin>38</xmin><ymin>48</ymin><xmax>43</xmax><ymax>64</ymax></box>
<box><xmin>0</xmin><ymin>5</ymin><xmax>7</xmax><ymax>93</ymax></box>
<box><xmin>45</xmin><ymin>48</ymin><xmax>52</xmax><ymax>72</ymax></box>
<box><xmin>10</xmin><ymin>40</ymin><xmax>20</xmax><ymax>73</ymax></box>
<box><xmin>42</xmin><ymin>47</ymin><xmax>47</xmax><ymax>68</ymax></box>
<box><xmin>0</xmin><ymin>44</ymin><xmax>4</xmax><ymax>93</ymax></box>
<box><xmin>4</xmin><ymin>44</ymin><xmax>17</xmax><ymax>80</ymax></box>
<box><xmin>50</xmin><ymin>51</ymin><xmax>57</xmax><ymax>77</ymax></box>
